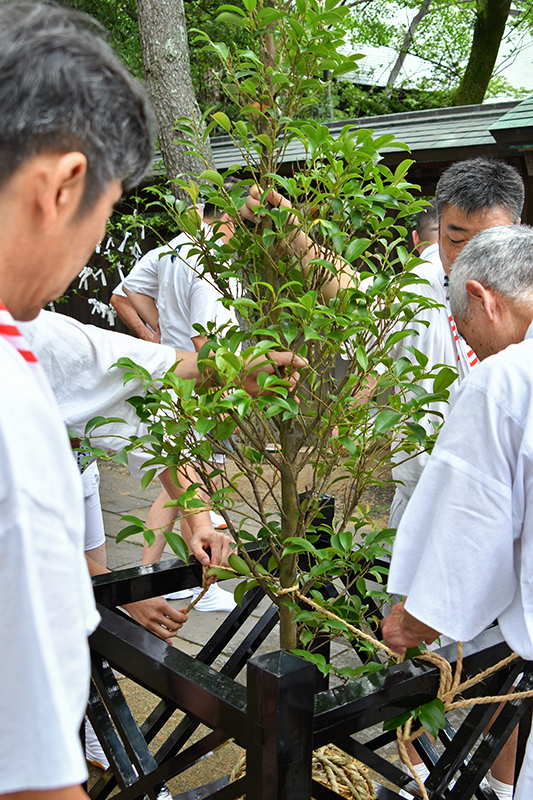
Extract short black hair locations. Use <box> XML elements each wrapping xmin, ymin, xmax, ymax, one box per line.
<box><xmin>0</xmin><ymin>1</ymin><xmax>155</xmax><ymax>212</ymax></box>
<box><xmin>203</xmin><ymin>178</ymin><xmax>242</xmax><ymax>220</ymax></box>
<box><xmin>435</xmin><ymin>157</ymin><xmax>524</xmax><ymax>223</ymax></box>
<box><xmin>416</xmin><ymin>200</ymin><xmax>438</xmax><ymax>242</ymax></box>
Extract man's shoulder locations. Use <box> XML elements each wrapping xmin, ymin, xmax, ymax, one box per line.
<box><xmin>463</xmin><ymin>337</ymin><xmax>533</xmax><ymax>415</ymax></box>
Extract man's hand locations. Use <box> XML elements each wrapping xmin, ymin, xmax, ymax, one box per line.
<box><xmin>238</xmin><ymin>184</ymin><xmax>353</xmax><ymax>302</ymax></box>
<box><xmin>123</xmin><ymin>597</ymin><xmax>188</xmax><ymax>642</ymax></box>
<box><xmin>381</xmin><ymin>600</ymin><xmax>439</xmax><ymax>654</ymax></box>
<box><xmin>239</xmin><ymin>184</ymin><xmax>293</xmax><ymax>224</ymax></box>
<box><xmin>241</xmin><ymin>351</ymin><xmax>306</xmax><ymax>396</ymax></box>
<box><xmin>187</xmin><ymin>524</ymin><xmax>233</xmax><ymax>574</ymax></box>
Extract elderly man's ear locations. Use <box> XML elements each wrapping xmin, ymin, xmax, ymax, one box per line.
<box><xmin>465</xmin><ymin>280</ymin><xmax>499</xmax><ymax>321</ymax></box>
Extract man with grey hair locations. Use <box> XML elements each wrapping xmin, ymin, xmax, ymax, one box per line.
<box><xmin>382</xmin><ymin>224</ymin><xmax>533</xmax><ymax>800</ymax></box>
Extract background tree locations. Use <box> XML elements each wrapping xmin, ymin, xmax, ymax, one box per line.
<box><xmin>342</xmin><ymin>0</ymin><xmax>532</xmax><ymax>114</ymax></box>
<box><xmin>136</xmin><ymin>0</ymin><xmax>215</xmax><ymax>196</ymax></box>
<box><xmin>452</xmin><ymin>0</ymin><xmax>513</xmax><ymax>105</ymax></box>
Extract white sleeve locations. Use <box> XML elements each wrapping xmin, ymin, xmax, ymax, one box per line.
<box><xmin>0</xmin><ymin>342</ymin><xmax>95</xmax><ymax>792</ymax></box>
<box><xmin>122</xmin><ymin>247</ymin><xmax>162</xmax><ymax>299</ymax></box>
<box><xmin>112</xmin><ymin>280</ymin><xmax>126</xmax><ymax>297</ymax></box>
<box><xmin>388</xmin><ymin>375</ymin><xmax>519</xmax><ymax>642</ymax></box>
<box><xmin>19</xmin><ymin>312</ymin><xmax>178</xmax><ymax>450</ymax></box>
<box><xmin>188</xmin><ymin>272</ymin><xmax>232</xmax><ymax>335</ymax></box>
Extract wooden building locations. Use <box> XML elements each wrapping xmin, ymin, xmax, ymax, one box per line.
<box><xmin>211</xmin><ymin>96</ymin><xmax>533</xmax><ymax>222</ymax></box>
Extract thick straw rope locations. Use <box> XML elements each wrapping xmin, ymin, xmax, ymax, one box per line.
<box><xmin>229</xmin><ymin>745</ymin><xmax>376</xmax><ymax>800</ymax></box>
<box><xmin>290</xmin><ymin>590</ymin><xmax>529</xmax><ymax>800</ymax></box>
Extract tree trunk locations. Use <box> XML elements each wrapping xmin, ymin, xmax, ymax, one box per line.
<box><xmin>136</xmin><ymin>0</ymin><xmax>215</xmax><ymax>200</ymax></box>
<box><xmin>385</xmin><ymin>0</ymin><xmax>433</xmax><ymax>94</ymax></box>
<box><xmin>452</xmin><ymin>0</ymin><xmax>512</xmax><ymax>106</ymax></box>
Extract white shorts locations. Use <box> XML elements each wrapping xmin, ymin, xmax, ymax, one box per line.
<box><xmin>82</xmin><ymin>460</ymin><xmax>106</xmax><ymax>551</ymax></box>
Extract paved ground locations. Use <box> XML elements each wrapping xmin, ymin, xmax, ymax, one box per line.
<box><xmin>88</xmin><ymin>459</ymin><xmax>401</xmax><ymax>795</ymax></box>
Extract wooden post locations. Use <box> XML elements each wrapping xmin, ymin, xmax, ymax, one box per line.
<box><xmin>246</xmin><ymin>651</ymin><xmax>315</xmax><ymax>800</ymax></box>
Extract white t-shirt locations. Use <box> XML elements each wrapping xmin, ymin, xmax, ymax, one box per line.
<box><xmin>123</xmin><ymin>229</ymin><xmax>236</xmax><ymax>351</ymax></box>
<box><xmin>112</xmin><ymin>279</ymin><xmax>127</xmax><ymax>298</ymax></box>
<box><xmin>0</xmin><ymin>310</ymin><xmax>99</xmax><ymax>793</ymax></box>
<box><xmin>18</xmin><ymin>311</ymin><xmax>178</xmax><ymax>451</ymax></box>
<box><xmin>390</xmin><ymin>252</ymin><xmax>474</xmax><ymax>497</ymax></box>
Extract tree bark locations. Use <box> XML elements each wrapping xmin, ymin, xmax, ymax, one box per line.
<box><xmin>136</xmin><ymin>0</ymin><xmax>215</xmax><ymax>199</ymax></box>
<box><xmin>452</xmin><ymin>0</ymin><xmax>512</xmax><ymax>106</ymax></box>
<box><xmin>385</xmin><ymin>0</ymin><xmax>433</xmax><ymax>93</ymax></box>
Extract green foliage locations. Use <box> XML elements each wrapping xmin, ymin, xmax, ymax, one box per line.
<box><xmin>86</xmin><ymin>0</ymin><xmax>457</xmax><ymax>665</ymax></box>
<box><xmin>343</xmin><ymin>0</ymin><xmax>531</xmax><ymax>107</ymax></box>
<box><xmin>60</xmin><ymin>0</ymin><xmax>143</xmax><ymax>77</ymax></box>
<box><xmin>384</xmin><ymin>697</ymin><xmax>446</xmax><ymax>739</ymax></box>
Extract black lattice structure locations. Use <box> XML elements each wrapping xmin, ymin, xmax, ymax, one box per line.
<box><xmin>88</xmin><ymin>555</ymin><xmax>533</xmax><ymax>800</ymax></box>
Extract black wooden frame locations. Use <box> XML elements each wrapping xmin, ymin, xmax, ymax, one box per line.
<box><xmin>89</xmin><ymin>556</ymin><xmax>533</xmax><ymax>800</ymax></box>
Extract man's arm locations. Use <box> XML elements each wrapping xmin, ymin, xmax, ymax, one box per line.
<box><xmin>85</xmin><ymin>552</ymin><xmax>188</xmax><ymax>642</ymax></box>
<box><xmin>239</xmin><ymin>185</ymin><xmax>355</xmax><ymax>302</ymax></box>
<box><xmin>1</xmin><ymin>788</ymin><xmax>88</xmax><ymax>800</ymax></box>
<box><xmin>381</xmin><ymin>600</ymin><xmax>440</xmax><ymax>654</ymax></box>
<box><xmin>123</xmin><ymin>288</ymin><xmax>160</xmax><ymax>334</ymax></box>
<box><xmin>110</xmin><ymin>293</ymin><xmax>157</xmax><ymax>342</ymax></box>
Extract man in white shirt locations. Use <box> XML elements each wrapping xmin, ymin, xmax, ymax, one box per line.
<box><xmin>123</xmin><ymin>202</ymin><xmax>239</xmax><ymax>611</ymax></box>
<box><xmin>0</xmin><ymin>5</ymin><xmax>155</xmax><ymax>798</ymax></box>
<box><xmin>412</xmin><ymin>201</ymin><xmax>439</xmax><ymax>270</ymax></box>
<box><xmin>0</xmin><ymin>6</ymin><xmax>304</xmax><ymax>798</ymax></box>
<box><xmin>389</xmin><ymin>158</ymin><xmax>525</xmax><ymax>528</ymax></box>
<box><xmin>382</xmin><ymin>224</ymin><xmax>533</xmax><ymax>800</ymax></box>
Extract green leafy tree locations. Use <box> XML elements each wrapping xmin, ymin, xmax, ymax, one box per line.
<box><xmin>86</xmin><ymin>0</ymin><xmax>457</xmax><ymax>669</ymax></box>
<box><xmin>344</xmin><ymin>0</ymin><xmax>533</xmax><ymax>109</ymax></box>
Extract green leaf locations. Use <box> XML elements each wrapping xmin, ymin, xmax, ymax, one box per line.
<box><xmin>208</xmin><ymin>567</ymin><xmax>237</xmax><ymax>581</ymax></box>
<box><xmin>356</xmin><ymin>346</ymin><xmax>368</xmax><ymax>371</ymax></box>
<box><xmin>282</xmin><ymin>537</ymin><xmax>318</xmax><ymax>555</ymax></box>
<box><xmin>164</xmin><ymin>531</ymin><xmax>190</xmax><ymax>563</ymax></box>
<box><xmin>383</xmin><ymin>711</ymin><xmax>412</xmax><ymax>732</ymax></box>
<box><xmin>116</xmin><ymin>524</ymin><xmax>143</xmax><ymax>543</ymax></box>
<box><xmin>141</xmin><ymin>468</ymin><xmax>157</xmax><ymax>491</ymax></box>
<box><xmin>339</xmin><ymin>530</ymin><xmax>353</xmax><ymax>552</ymax></box>
<box><xmin>212</xmin><ymin>111</ymin><xmax>231</xmax><ymax>132</ymax></box>
<box><xmin>120</xmin><ymin>515</ymin><xmax>145</xmax><ymax>526</ymax></box>
<box><xmin>111</xmin><ymin>449</ymin><xmax>129</xmax><ymax>467</ymax></box>
<box><xmin>373</xmin><ymin>409</ymin><xmax>402</xmax><ymax>436</ymax></box>
<box><xmin>143</xmin><ymin>529</ymin><xmax>155</xmax><ymax>548</ymax></box>
<box><xmin>216</xmin><ymin>11</ymin><xmax>248</xmax><ymax>27</ymax></box>
<box><xmin>433</xmin><ymin>366</ymin><xmax>458</xmax><ymax>394</ymax></box>
<box><xmin>418</xmin><ymin>698</ymin><xmax>446</xmax><ymax>739</ymax></box>
<box><xmin>234</xmin><ymin>578</ymin><xmax>258</xmax><ymax>605</ymax></box>
<box><xmin>200</xmin><ymin>169</ymin><xmax>224</xmax><ymax>186</ymax></box>
<box><xmin>345</xmin><ymin>237</ymin><xmax>371</xmax><ymax>262</ymax></box>
<box><xmin>228</xmin><ymin>553</ymin><xmax>252</xmax><ymax>576</ymax></box>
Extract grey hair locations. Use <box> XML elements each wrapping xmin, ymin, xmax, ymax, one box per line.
<box><xmin>435</xmin><ymin>157</ymin><xmax>524</xmax><ymax>224</ymax></box>
<box><xmin>449</xmin><ymin>225</ymin><xmax>533</xmax><ymax>320</ymax></box>
<box><xmin>0</xmin><ymin>1</ymin><xmax>155</xmax><ymax>212</ymax></box>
